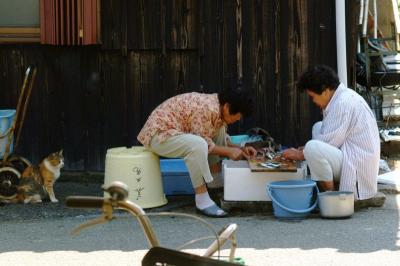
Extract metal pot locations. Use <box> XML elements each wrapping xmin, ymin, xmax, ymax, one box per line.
<box><xmin>318</xmin><ymin>191</ymin><xmax>354</xmax><ymax>218</ymax></box>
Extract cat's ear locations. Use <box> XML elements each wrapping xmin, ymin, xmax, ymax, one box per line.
<box><xmin>59</xmin><ymin>149</ymin><xmax>63</xmax><ymax>156</ymax></box>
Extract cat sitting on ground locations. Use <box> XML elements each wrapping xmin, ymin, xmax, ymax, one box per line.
<box><xmin>16</xmin><ymin>150</ymin><xmax>64</xmax><ymax>204</ymax></box>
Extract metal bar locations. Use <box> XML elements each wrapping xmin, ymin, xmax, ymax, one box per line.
<box><xmin>392</xmin><ymin>0</ymin><xmax>400</xmax><ymax>34</ymax></box>
<box><xmin>336</xmin><ymin>0</ymin><xmax>348</xmax><ymax>86</ymax></box>
<box><xmin>362</xmin><ymin>0</ymin><xmax>369</xmax><ymax>36</ymax></box>
<box><xmin>359</xmin><ymin>0</ymin><xmax>364</xmax><ymax>25</ymax></box>
<box><xmin>14</xmin><ymin>67</ymin><xmax>37</xmax><ymax>151</ymax></box>
<box><xmin>118</xmin><ymin>201</ymin><xmax>160</xmax><ymax>247</ymax></box>
<box><xmin>202</xmin><ymin>224</ymin><xmax>238</xmax><ymax>261</ymax></box>
<box><xmin>228</xmin><ymin>233</ymin><xmax>237</xmax><ymax>262</ymax></box>
<box><xmin>373</xmin><ymin>0</ymin><xmax>377</xmax><ymax>38</ymax></box>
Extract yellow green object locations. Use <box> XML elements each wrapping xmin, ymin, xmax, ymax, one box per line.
<box><xmin>104</xmin><ymin>146</ymin><xmax>167</xmax><ymax>208</ymax></box>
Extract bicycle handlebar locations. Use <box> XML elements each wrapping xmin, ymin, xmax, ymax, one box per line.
<box><xmin>66</xmin><ymin>196</ymin><xmax>104</xmax><ymax>209</ymax></box>
<box><xmin>65</xmin><ymin>190</ymin><xmax>238</xmax><ymax>261</ymax></box>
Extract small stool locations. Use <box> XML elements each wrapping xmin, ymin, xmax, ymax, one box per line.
<box><xmin>104</xmin><ymin>146</ymin><xmax>167</xmax><ymax>208</ymax></box>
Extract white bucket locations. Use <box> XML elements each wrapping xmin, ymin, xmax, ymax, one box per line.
<box><xmin>104</xmin><ymin>146</ymin><xmax>167</xmax><ymax>208</ymax></box>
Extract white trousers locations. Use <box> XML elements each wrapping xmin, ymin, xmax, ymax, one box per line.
<box><xmin>303</xmin><ymin>122</ymin><xmax>343</xmax><ymax>182</ymax></box>
<box><xmin>149</xmin><ymin>128</ymin><xmax>227</xmax><ymax>188</ymax></box>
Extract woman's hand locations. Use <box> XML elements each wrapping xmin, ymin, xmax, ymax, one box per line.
<box><xmin>241</xmin><ymin>146</ymin><xmax>257</xmax><ymax>159</ymax></box>
<box><xmin>227</xmin><ymin>147</ymin><xmax>244</xmax><ymax>160</ymax></box>
<box><xmin>282</xmin><ymin>148</ymin><xmax>304</xmax><ymax>161</ymax></box>
<box><xmin>211</xmin><ymin>145</ymin><xmax>256</xmax><ymax>160</ymax></box>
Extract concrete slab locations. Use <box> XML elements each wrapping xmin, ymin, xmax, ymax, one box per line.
<box><xmin>379</xmin><ymin>183</ymin><xmax>400</xmax><ymax>194</ymax></box>
<box><xmin>381</xmin><ymin>141</ymin><xmax>400</xmax><ymax>157</ymax></box>
<box><xmin>221</xmin><ymin>199</ymin><xmax>273</xmax><ymax>214</ymax></box>
<box><xmin>220</xmin><ymin>192</ymin><xmax>386</xmax><ymax>215</ymax></box>
<box><xmin>354</xmin><ymin>192</ymin><xmax>386</xmax><ymax>210</ymax></box>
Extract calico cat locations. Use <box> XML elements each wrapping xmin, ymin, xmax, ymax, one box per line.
<box><xmin>16</xmin><ymin>150</ymin><xmax>64</xmax><ymax>204</ymax></box>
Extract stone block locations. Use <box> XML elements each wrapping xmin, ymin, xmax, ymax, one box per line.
<box><xmin>354</xmin><ymin>192</ymin><xmax>386</xmax><ymax>210</ymax></box>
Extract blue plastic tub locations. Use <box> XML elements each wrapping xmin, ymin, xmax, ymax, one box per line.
<box><xmin>267</xmin><ymin>180</ymin><xmax>318</xmax><ymax>219</ymax></box>
<box><xmin>0</xmin><ymin>109</ymin><xmax>16</xmax><ymax>159</ymax></box>
<box><xmin>160</xmin><ymin>159</ymin><xmax>189</xmax><ymax>174</ymax></box>
<box><xmin>229</xmin><ymin>135</ymin><xmax>250</xmax><ymax>145</ymax></box>
<box><xmin>160</xmin><ymin>159</ymin><xmax>194</xmax><ymax>195</ymax></box>
<box><xmin>230</xmin><ymin>134</ymin><xmax>265</xmax><ymax>147</ymax></box>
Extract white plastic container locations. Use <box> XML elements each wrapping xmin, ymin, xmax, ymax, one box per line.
<box><xmin>104</xmin><ymin>146</ymin><xmax>167</xmax><ymax>208</ymax></box>
<box><xmin>223</xmin><ymin>160</ymin><xmax>306</xmax><ymax>201</ymax></box>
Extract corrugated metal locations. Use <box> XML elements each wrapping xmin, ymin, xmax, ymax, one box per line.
<box><xmin>0</xmin><ymin>0</ymin><xmax>358</xmax><ymax>171</ymax></box>
<box><xmin>82</xmin><ymin>0</ymin><xmax>98</xmax><ymax>44</ymax></box>
<box><xmin>40</xmin><ymin>0</ymin><xmax>99</xmax><ymax>45</ymax></box>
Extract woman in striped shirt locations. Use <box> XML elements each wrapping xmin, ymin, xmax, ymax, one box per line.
<box><xmin>282</xmin><ymin>65</ymin><xmax>380</xmax><ymax>200</ymax></box>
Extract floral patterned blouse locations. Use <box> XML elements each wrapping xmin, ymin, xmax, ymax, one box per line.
<box><xmin>137</xmin><ymin>92</ymin><xmax>225</xmax><ymax>152</ymax></box>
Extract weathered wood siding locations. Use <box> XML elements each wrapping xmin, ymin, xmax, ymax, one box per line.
<box><xmin>0</xmin><ymin>0</ymin><xmax>358</xmax><ymax>171</ymax></box>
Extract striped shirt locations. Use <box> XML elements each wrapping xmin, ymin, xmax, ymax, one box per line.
<box><xmin>313</xmin><ymin>83</ymin><xmax>380</xmax><ymax>200</ymax></box>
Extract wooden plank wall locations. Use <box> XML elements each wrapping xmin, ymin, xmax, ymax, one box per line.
<box><xmin>0</xmin><ymin>0</ymin><xmax>357</xmax><ymax>171</ymax></box>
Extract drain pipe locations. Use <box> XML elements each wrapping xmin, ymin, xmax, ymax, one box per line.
<box><xmin>357</xmin><ymin>0</ymin><xmax>364</xmax><ymax>53</ymax></box>
<box><xmin>373</xmin><ymin>0</ymin><xmax>378</xmax><ymax>38</ymax></box>
<box><xmin>336</xmin><ymin>0</ymin><xmax>348</xmax><ymax>87</ymax></box>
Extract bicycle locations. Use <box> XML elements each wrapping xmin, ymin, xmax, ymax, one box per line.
<box><xmin>66</xmin><ymin>181</ymin><xmax>241</xmax><ymax>265</ymax></box>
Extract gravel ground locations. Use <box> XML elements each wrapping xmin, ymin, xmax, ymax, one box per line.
<box><xmin>0</xmin><ymin>182</ymin><xmax>105</xmax><ymax>221</ymax></box>
<box><xmin>0</xmin><ymin>179</ymin><xmax>202</xmax><ymax>222</ymax></box>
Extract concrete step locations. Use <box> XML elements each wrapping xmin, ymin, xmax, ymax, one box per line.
<box><xmin>220</xmin><ymin>192</ymin><xmax>387</xmax><ymax>214</ymax></box>
<box><xmin>354</xmin><ymin>192</ymin><xmax>386</xmax><ymax>210</ymax></box>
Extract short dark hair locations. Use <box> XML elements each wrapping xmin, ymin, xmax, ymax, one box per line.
<box><xmin>298</xmin><ymin>65</ymin><xmax>340</xmax><ymax>94</ymax></box>
<box><xmin>218</xmin><ymin>87</ymin><xmax>253</xmax><ymax>116</ymax></box>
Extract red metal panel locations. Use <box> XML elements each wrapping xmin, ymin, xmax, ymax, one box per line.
<box><xmin>93</xmin><ymin>0</ymin><xmax>99</xmax><ymax>43</ymax></box>
<box><xmin>40</xmin><ymin>0</ymin><xmax>56</xmax><ymax>44</ymax></box>
<box><xmin>40</xmin><ymin>0</ymin><xmax>46</xmax><ymax>43</ymax></box>
<box><xmin>51</xmin><ymin>0</ymin><xmax>55</xmax><ymax>44</ymax></box>
<box><xmin>72</xmin><ymin>0</ymin><xmax>76</xmax><ymax>44</ymax></box>
<box><xmin>39</xmin><ymin>0</ymin><xmax>45</xmax><ymax>43</ymax></box>
<box><xmin>40</xmin><ymin>0</ymin><xmax>98</xmax><ymax>45</ymax></box>
<box><xmin>83</xmin><ymin>0</ymin><xmax>98</xmax><ymax>44</ymax></box>
<box><xmin>77</xmin><ymin>0</ymin><xmax>82</xmax><ymax>45</ymax></box>
<box><xmin>82</xmin><ymin>0</ymin><xmax>88</xmax><ymax>44</ymax></box>
<box><xmin>66</xmin><ymin>0</ymin><xmax>70</xmax><ymax>44</ymax></box>
<box><xmin>55</xmin><ymin>0</ymin><xmax>59</xmax><ymax>44</ymax></box>
<box><xmin>60</xmin><ymin>0</ymin><xmax>64</xmax><ymax>45</ymax></box>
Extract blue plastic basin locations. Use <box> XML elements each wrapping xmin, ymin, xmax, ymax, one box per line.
<box><xmin>0</xmin><ymin>109</ymin><xmax>16</xmax><ymax>158</ymax></box>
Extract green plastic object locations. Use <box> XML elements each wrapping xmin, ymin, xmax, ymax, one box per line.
<box><xmin>233</xmin><ymin>257</ymin><xmax>245</xmax><ymax>265</ymax></box>
<box><xmin>223</xmin><ymin>257</ymin><xmax>245</xmax><ymax>265</ymax></box>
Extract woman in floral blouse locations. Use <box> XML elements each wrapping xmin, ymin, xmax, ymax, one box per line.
<box><xmin>138</xmin><ymin>87</ymin><xmax>256</xmax><ymax>217</ymax></box>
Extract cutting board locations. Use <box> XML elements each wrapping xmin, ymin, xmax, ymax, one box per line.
<box><xmin>248</xmin><ymin>158</ymin><xmax>299</xmax><ymax>172</ymax></box>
